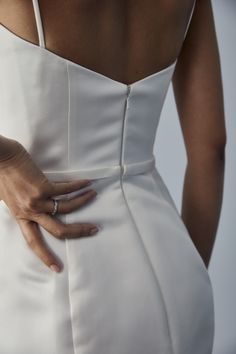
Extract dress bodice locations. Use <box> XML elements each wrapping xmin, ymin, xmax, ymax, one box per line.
<box><xmin>0</xmin><ymin>0</ymin><xmax>196</xmax><ymax>173</ymax></box>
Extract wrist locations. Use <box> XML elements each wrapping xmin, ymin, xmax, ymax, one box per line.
<box><xmin>0</xmin><ymin>138</ymin><xmax>26</xmax><ymax>170</ymax></box>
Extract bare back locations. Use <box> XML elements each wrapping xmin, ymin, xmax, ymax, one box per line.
<box><xmin>0</xmin><ymin>0</ymin><xmax>195</xmax><ymax>85</ymax></box>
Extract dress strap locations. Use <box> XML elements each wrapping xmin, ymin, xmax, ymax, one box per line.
<box><xmin>183</xmin><ymin>0</ymin><xmax>196</xmax><ymax>39</ymax></box>
<box><xmin>32</xmin><ymin>0</ymin><xmax>45</xmax><ymax>48</ymax></box>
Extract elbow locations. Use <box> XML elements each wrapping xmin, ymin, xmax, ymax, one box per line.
<box><xmin>187</xmin><ymin>134</ymin><xmax>227</xmax><ymax>166</ymax></box>
<box><xmin>218</xmin><ymin>143</ymin><xmax>226</xmax><ymax>164</ymax></box>
<box><xmin>213</xmin><ymin>133</ymin><xmax>227</xmax><ymax>163</ymax></box>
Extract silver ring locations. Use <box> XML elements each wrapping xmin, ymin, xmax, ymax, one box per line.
<box><xmin>51</xmin><ymin>199</ymin><xmax>59</xmax><ymax>216</ymax></box>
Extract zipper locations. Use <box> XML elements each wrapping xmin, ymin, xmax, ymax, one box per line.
<box><xmin>127</xmin><ymin>84</ymin><xmax>131</xmax><ymax>97</ymax></box>
<box><xmin>120</xmin><ymin>85</ymin><xmax>131</xmax><ymax>177</ymax></box>
<box><xmin>126</xmin><ymin>85</ymin><xmax>131</xmax><ymax>109</ymax></box>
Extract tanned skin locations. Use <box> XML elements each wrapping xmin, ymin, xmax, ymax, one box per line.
<box><xmin>172</xmin><ymin>0</ymin><xmax>226</xmax><ymax>269</ymax></box>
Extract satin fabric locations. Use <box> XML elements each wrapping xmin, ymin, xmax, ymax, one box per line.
<box><xmin>0</xmin><ymin>4</ymin><xmax>214</xmax><ymax>353</ymax></box>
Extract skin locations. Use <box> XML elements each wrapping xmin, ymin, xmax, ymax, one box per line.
<box><xmin>0</xmin><ymin>139</ymin><xmax>99</xmax><ymax>273</ymax></box>
<box><xmin>172</xmin><ymin>0</ymin><xmax>226</xmax><ymax>268</ymax></box>
<box><xmin>0</xmin><ymin>0</ymin><xmax>226</xmax><ymax>270</ymax></box>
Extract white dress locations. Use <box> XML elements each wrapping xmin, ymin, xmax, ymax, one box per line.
<box><xmin>0</xmin><ymin>1</ymin><xmax>214</xmax><ymax>353</ymax></box>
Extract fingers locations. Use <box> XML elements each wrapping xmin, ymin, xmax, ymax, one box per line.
<box><xmin>47</xmin><ymin>179</ymin><xmax>93</xmax><ymax>197</ymax></box>
<box><xmin>33</xmin><ymin>213</ymin><xmax>99</xmax><ymax>239</ymax></box>
<box><xmin>40</xmin><ymin>189</ymin><xmax>97</xmax><ymax>214</ymax></box>
<box><xmin>11</xmin><ymin>178</ymin><xmax>100</xmax><ymax>273</ymax></box>
<box><xmin>18</xmin><ymin>219</ymin><xmax>62</xmax><ymax>272</ymax></box>
<box><xmin>17</xmin><ymin>208</ymin><xmax>99</xmax><ymax>273</ymax></box>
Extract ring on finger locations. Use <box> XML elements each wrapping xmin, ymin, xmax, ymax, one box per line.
<box><xmin>51</xmin><ymin>198</ymin><xmax>59</xmax><ymax>216</ymax></box>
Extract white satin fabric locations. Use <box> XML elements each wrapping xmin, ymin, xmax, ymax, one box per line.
<box><xmin>0</xmin><ymin>1</ymin><xmax>214</xmax><ymax>353</ymax></box>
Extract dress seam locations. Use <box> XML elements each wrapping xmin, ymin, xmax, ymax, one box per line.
<box><xmin>120</xmin><ymin>179</ymin><xmax>175</xmax><ymax>354</ymax></box>
<box><xmin>65</xmin><ymin>61</ymin><xmax>76</xmax><ymax>354</ymax></box>
<box><xmin>66</xmin><ymin>61</ymin><xmax>71</xmax><ymax>169</ymax></box>
<box><xmin>119</xmin><ymin>89</ymin><xmax>175</xmax><ymax>354</ymax></box>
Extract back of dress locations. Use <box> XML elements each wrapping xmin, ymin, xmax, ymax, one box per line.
<box><xmin>0</xmin><ymin>1</ymin><xmax>215</xmax><ymax>353</ymax></box>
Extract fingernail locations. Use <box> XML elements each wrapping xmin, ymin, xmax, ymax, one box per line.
<box><xmin>89</xmin><ymin>227</ymin><xmax>99</xmax><ymax>235</ymax></box>
<box><xmin>86</xmin><ymin>180</ymin><xmax>92</xmax><ymax>185</ymax></box>
<box><xmin>50</xmin><ymin>264</ymin><xmax>60</xmax><ymax>273</ymax></box>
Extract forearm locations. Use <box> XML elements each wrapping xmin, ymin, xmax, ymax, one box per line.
<box><xmin>0</xmin><ymin>134</ymin><xmax>22</xmax><ymax>163</ymax></box>
<box><xmin>181</xmin><ymin>149</ymin><xmax>225</xmax><ymax>268</ymax></box>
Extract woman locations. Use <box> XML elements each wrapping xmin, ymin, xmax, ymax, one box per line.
<box><xmin>0</xmin><ymin>0</ymin><xmax>225</xmax><ymax>353</ymax></box>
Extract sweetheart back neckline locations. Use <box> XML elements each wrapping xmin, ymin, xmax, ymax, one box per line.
<box><xmin>0</xmin><ymin>23</ymin><xmax>177</xmax><ymax>90</ymax></box>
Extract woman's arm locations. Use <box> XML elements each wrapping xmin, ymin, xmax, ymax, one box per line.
<box><xmin>172</xmin><ymin>0</ymin><xmax>226</xmax><ymax>268</ymax></box>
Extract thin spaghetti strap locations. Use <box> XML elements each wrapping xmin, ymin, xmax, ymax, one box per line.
<box><xmin>32</xmin><ymin>0</ymin><xmax>45</xmax><ymax>48</ymax></box>
<box><xmin>183</xmin><ymin>0</ymin><xmax>196</xmax><ymax>39</ymax></box>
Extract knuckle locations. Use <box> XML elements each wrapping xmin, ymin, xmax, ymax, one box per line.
<box><xmin>54</xmin><ymin>225</ymin><xmax>66</xmax><ymax>239</ymax></box>
<box><xmin>26</xmin><ymin>237</ymin><xmax>37</xmax><ymax>249</ymax></box>
<box><xmin>39</xmin><ymin>178</ymin><xmax>51</xmax><ymax>194</ymax></box>
<box><xmin>43</xmin><ymin>257</ymin><xmax>54</xmax><ymax>267</ymax></box>
<box><xmin>76</xmin><ymin>223</ymin><xmax>84</xmax><ymax>233</ymax></box>
<box><xmin>79</xmin><ymin>224</ymin><xmax>90</xmax><ymax>235</ymax></box>
<box><xmin>14</xmin><ymin>209</ymin><xmax>25</xmax><ymax>220</ymax></box>
<box><xmin>32</xmin><ymin>184</ymin><xmax>45</xmax><ymax>200</ymax></box>
<box><xmin>24</xmin><ymin>196</ymin><xmax>39</xmax><ymax>211</ymax></box>
<box><xmin>46</xmin><ymin>181</ymin><xmax>55</xmax><ymax>195</ymax></box>
<box><xmin>32</xmin><ymin>187</ymin><xmax>43</xmax><ymax>199</ymax></box>
<box><xmin>68</xmin><ymin>223</ymin><xmax>84</xmax><ymax>237</ymax></box>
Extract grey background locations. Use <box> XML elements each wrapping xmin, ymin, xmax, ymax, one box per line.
<box><xmin>154</xmin><ymin>1</ymin><xmax>236</xmax><ymax>353</ymax></box>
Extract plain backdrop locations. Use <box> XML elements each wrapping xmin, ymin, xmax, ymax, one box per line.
<box><xmin>154</xmin><ymin>1</ymin><xmax>236</xmax><ymax>353</ymax></box>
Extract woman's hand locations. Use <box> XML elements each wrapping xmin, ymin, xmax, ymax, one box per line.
<box><xmin>0</xmin><ymin>140</ymin><xmax>99</xmax><ymax>273</ymax></box>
